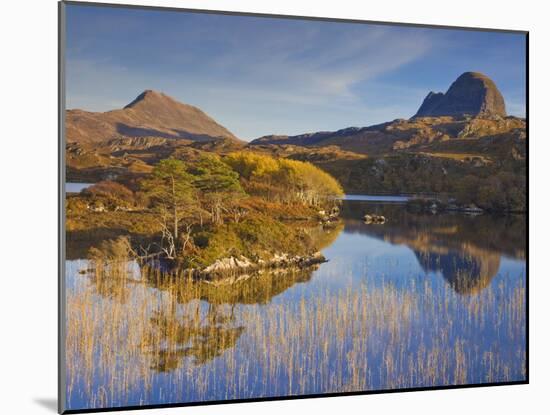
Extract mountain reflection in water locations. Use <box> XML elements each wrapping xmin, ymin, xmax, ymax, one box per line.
<box><xmin>65</xmin><ymin>199</ymin><xmax>526</xmax><ymax>410</ymax></box>
<box><xmin>341</xmin><ymin>201</ymin><xmax>525</xmax><ymax>295</ymax></box>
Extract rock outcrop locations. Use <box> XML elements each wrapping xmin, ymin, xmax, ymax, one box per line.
<box><xmin>414</xmin><ymin>92</ymin><xmax>445</xmax><ymax>117</ymax></box>
<box><xmin>414</xmin><ymin>72</ymin><xmax>507</xmax><ymax>118</ymax></box>
<box><xmin>192</xmin><ymin>252</ymin><xmax>327</xmax><ymax>281</ymax></box>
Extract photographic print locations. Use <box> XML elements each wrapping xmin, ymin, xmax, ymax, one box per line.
<box><xmin>59</xmin><ymin>1</ymin><xmax>527</xmax><ymax>413</ymax></box>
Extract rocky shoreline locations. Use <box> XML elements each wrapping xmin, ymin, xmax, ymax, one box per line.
<box><xmin>407</xmin><ymin>198</ymin><xmax>485</xmax><ymax>214</ymax></box>
<box><xmin>406</xmin><ymin>197</ymin><xmax>526</xmax><ymax>215</ymax></box>
<box><xmin>147</xmin><ymin>251</ymin><xmax>328</xmax><ymax>283</ymax></box>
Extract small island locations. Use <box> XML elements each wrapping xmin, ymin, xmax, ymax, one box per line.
<box><xmin>68</xmin><ymin>151</ymin><xmax>344</xmax><ymax>279</ymax></box>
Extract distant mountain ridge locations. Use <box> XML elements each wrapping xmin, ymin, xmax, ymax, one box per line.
<box><xmin>66</xmin><ymin>90</ymin><xmax>242</xmax><ymax>145</ymax></box>
<box><xmin>249</xmin><ymin>72</ymin><xmax>523</xmax><ymax>154</ymax></box>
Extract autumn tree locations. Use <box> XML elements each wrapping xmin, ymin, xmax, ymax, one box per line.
<box><xmin>140</xmin><ymin>158</ymin><xmax>196</xmax><ymax>258</ymax></box>
<box><xmin>224</xmin><ymin>151</ymin><xmax>343</xmax><ymax>207</ymax></box>
<box><xmin>223</xmin><ymin>151</ymin><xmax>279</xmax><ymax>181</ymax></box>
<box><xmin>223</xmin><ymin>151</ymin><xmax>283</xmax><ymax>200</ymax></box>
<box><xmin>189</xmin><ymin>154</ymin><xmax>245</xmax><ymax>225</ymax></box>
<box><xmin>278</xmin><ymin>158</ymin><xmax>344</xmax><ymax>207</ymax></box>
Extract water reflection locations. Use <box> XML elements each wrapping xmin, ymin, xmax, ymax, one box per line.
<box><xmin>73</xmin><ymin>254</ymin><xmax>326</xmax><ymax>377</ymax></box>
<box><xmin>145</xmin><ymin>305</ymin><xmax>245</xmax><ymax>372</ymax></box>
<box><xmin>144</xmin><ymin>266</ymin><xmax>320</xmax><ymax>306</ymax></box>
<box><xmin>65</xmin><ymin>200</ymin><xmax>527</xmax><ymax>410</ymax></box>
<box><xmin>415</xmin><ymin>246</ymin><xmax>501</xmax><ymax>295</ymax></box>
<box><xmin>340</xmin><ymin>201</ymin><xmax>525</xmax><ymax>295</ymax></box>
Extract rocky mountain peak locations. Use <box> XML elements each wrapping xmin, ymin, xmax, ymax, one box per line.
<box><xmin>414</xmin><ymin>72</ymin><xmax>507</xmax><ymax>118</ymax></box>
<box><xmin>124</xmin><ymin>89</ymin><xmax>172</xmax><ymax>109</ymax></box>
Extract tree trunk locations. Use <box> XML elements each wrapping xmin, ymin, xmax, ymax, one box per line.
<box><xmin>174</xmin><ymin>205</ymin><xmax>178</xmax><ymax>241</ymax></box>
<box><xmin>171</xmin><ymin>175</ymin><xmax>178</xmax><ymax>241</ymax></box>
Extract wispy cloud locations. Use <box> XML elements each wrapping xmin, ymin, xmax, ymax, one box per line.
<box><xmin>188</xmin><ymin>23</ymin><xmax>435</xmax><ymax>105</ymax></box>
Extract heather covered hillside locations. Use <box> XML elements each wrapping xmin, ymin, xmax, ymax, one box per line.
<box><xmin>249</xmin><ymin>72</ymin><xmax>526</xmax><ymax>212</ymax></box>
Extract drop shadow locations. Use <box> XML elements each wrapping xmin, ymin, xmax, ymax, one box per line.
<box><xmin>34</xmin><ymin>398</ymin><xmax>57</xmax><ymax>413</ymax></box>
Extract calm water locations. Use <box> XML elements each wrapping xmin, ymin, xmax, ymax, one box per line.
<box><xmin>65</xmin><ymin>199</ymin><xmax>526</xmax><ymax>410</ymax></box>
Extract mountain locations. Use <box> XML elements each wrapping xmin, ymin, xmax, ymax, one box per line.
<box><xmin>250</xmin><ymin>116</ymin><xmax>524</xmax><ymax>155</ymax></box>
<box><xmin>249</xmin><ymin>72</ymin><xmax>522</xmax><ymax>154</ymax></box>
<box><xmin>66</xmin><ymin>90</ymin><xmax>242</xmax><ymax>144</ymax></box>
<box><xmin>247</xmin><ymin>71</ymin><xmax>525</xmax><ymax>212</ymax></box>
<box><xmin>251</xmin><ymin>127</ymin><xmax>369</xmax><ymax>147</ymax></box>
<box><xmin>65</xmin><ymin>76</ymin><xmax>526</xmax><ymax>212</ymax></box>
<box><xmin>414</xmin><ymin>72</ymin><xmax>506</xmax><ymax>118</ymax></box>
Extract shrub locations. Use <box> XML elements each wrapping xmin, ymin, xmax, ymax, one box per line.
<box><xmin>84</xmin><ymin>181</ymin><xmax>134</xmax><ymax>202</ymax></box>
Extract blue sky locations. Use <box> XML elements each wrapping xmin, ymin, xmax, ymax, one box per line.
<box><xmin>65</xmin><ymin>4</ymin><xmax>526</xmax><ymax>141</ymax></box>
